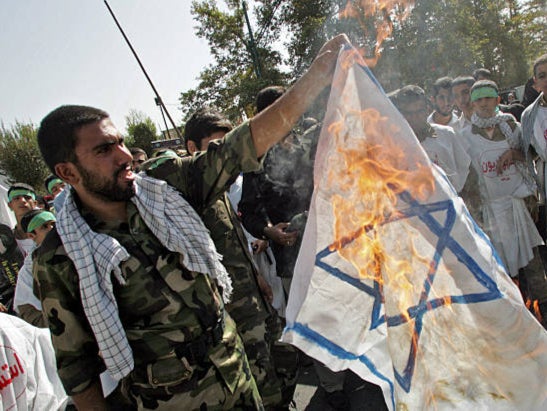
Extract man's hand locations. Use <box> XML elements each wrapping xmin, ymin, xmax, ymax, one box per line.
<box><xmin>496</xmin><ymin>148</ymin><xmax>524</xmax><ymax>175</ymax></box>
<box><xmin>263</xmin><ymin>222</ymin><xmax>298</xmax><ymax>247</ymax></box>
<box><xmin>0</xmin><ymin>303</ymin><xmax>8</xmax><ymax>313</ymax></box>
<box><xmin>251</xmin><ymin>34</ymin><xmax>351</xmax><ymax>158</ymax></box>
<box><xmin>251</xmin><ymin>239</ymin><xmax>269</xmax><ymax>254</ymax></box>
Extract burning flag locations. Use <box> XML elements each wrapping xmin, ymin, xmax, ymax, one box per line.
<box><xmin>282</xmin><ymin>46</ymin><xmax>547</xmax><ymax>410</ymax></box>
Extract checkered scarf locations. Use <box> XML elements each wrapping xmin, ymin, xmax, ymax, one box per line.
<box><xmin>56</xmin><ymin>174</ymin><xmax>232</xmax><ymax>380</ymax></box>
<box><xmin>471</xmin><ymin>111</ymin><xmax>536</xmax><ymax>193</ymax></box>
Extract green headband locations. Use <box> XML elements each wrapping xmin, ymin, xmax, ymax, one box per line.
<box><xmin>8</xmin><ymin>189</ymin><xmax>36</xmax><ymax>202</ymax></box>
<box><xmin>470</xmin><ymin>87</ymin><xmax>498</xmax><ymax>102</ymax></box>
<box><xmin>27</xmin><ymin>211</ymin><xmax>56</xmax><ymax>233</ymax></box>
<box><xmin>47</xmin><ymin>178</ymin><xmax>63</xmax><ymax>194</ymax></box>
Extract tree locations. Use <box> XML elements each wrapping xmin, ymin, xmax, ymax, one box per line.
<box><xmin>125</xmin><ymin>110</ymin><xmax>158</xmax><ymax>156</ymax></box>
<box><xmin>0</xmin><ymin>121</ymin><xmax>50</xmax><ymax>192</ymax></box>
<box><xmin>183</xmin><ymin>0</ymin><xmax>542</xmax><ymax>117</ymax></box>
<box><xmin>180</xmin><ymin>0</ymin><xmax>289</xmax><ymax>122</ymax></box>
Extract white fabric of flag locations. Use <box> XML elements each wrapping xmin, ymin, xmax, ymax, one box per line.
<box><xmin>282</xmin><ymin>47</ymin><xmax>547</xmax><ymax>411</ymax></box>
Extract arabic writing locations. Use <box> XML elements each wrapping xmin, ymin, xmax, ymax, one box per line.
<box><xmin>0</xmin><ymin>350</ymin><xmax>25</xmax><ymax>390</ymax></box>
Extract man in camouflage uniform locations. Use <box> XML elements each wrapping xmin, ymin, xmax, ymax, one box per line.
<box><xmin>147</xmin><ymin>107</ymin><xmax>287</xmax><ymax>408</ymax></box>
<box><xmin>32</xmin><ymin>34</ymin><xmax>346</xmax><ymax>411</ymax></box>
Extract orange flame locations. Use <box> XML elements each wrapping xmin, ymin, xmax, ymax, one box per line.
<box><xmin>326</xmin><ymin>107</ymin><xmax>435</xmax><ymax>316</ymax></box>
<box><xmin>339</xmin><ymin>0</ymin><xmax>415</xmax><ymax>67</ymax></box>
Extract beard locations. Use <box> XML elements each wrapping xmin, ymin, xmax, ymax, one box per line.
<box><xmin>75</xmin><ymin>162</ymin><xmax>135</xmax><ymax>202</ymax></box>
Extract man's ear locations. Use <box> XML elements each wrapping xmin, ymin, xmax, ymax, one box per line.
<box><xmin>28</xmin><ymin>232</ymin><xmax>37</xmax><ymax>242</ymax></box>
<box><xmin>186</xmin><ymin>140</ymin><xmax>198</xmax><ymax>155</ymax></box>
<box><xmin>54</xmin><ymin>162</ymin><xmax>79</xmax><ymax>186</ymax></box>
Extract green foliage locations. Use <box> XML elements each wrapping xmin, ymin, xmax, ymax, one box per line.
<box><xmin>183</xmin><ymin>0</ymin><xmax>544</xmax><ymax>115</ymax></box>
<box><xmin>0</xmin><ymin>121</ymin><xmax>49</xmax><ymax>192</ymax></box>
<box><xmin>180</xmin><ymin>0</ymin><xmax>289</xmax><ymax>123</ymax></box>
<box><xmin>125</xmin><ymin>110</ymin><xmax>158</xmax><ymax>156</ymax></box>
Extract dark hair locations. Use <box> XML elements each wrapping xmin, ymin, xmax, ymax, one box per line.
<box><xmin>129</xmin><ymin>147</ymin><xmax>148</xmax><ymax>158</ymax></box>
<box><xmin>20</xmin><ymin>209</ymin><xmax>44</xmax><ymax>233</ymax></box>
<box><xmin>392</xmin><ymin>85</ymin><xmax>426</xmax><ymax>109</ymax></box>
<box><xmin>430</xmin><ymin>77</ymin><xmax>453</xmax><ymax>97</ymax></box>
<box><xmin>184</xmin><ymin>107</ymin><xmax>232</xmax><ymax>151</ymax></box>
<box><xmin>533</xmin><ymin>54</ymin><xmax>547</xmax><ymax>77</ymax></box>
<box><xmin>472</xmin><ymin>68</ymin><xmax>492</xmax><ymax>81</ymax></box>
<box><xmin>471</xmin><ymin>79</ymin><xmax>499</xmax><ymax>94</ymax></box>
<box><xmin>8</xmin><ymin>182</ymin><xmax>36</xmax><ymax>199</ymax></box>
<box><xmin>522</xmin><ymin>77</ymin><xmax>541</xmax><ymax>107</ymax></box>
<box><xmin>451</xmin><ymin>76</ymin><xmax>475</xmax><ymax>89</ymax></box>
<box><xmin>256</xmin><ymin>86</ymin><xmax>286</xmax><ymax>113</ymax></box>
<box><xmin>37</xmin><ymin>105</ymin><xmax>110</xmax><ymax>174</ymax></box>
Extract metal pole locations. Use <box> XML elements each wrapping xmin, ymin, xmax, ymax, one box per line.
<box><xmin>103</xmin><ymin>0</ymin><xmax>183</xmax><ymax>139</ymax></box>
<box><xmin>242</xmin><ymin>0</ymin><xmax>262</xmax><ymax>79</ymax></box>
<box><xmin>155</xmin><ymin>97</ymin><xmax>170</xmax><ymax>139</ymax></box>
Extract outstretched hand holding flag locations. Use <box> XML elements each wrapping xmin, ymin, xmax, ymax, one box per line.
<box><xmin>282</xmin><ymin>44</ymin><xmax>547</xmax><ymax>411</ymax></box>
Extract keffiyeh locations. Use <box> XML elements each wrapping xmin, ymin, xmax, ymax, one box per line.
<box><xmin>56</xmin><ymin>174</ymin><xmax>232</xmax><ymax>380</ymax></box>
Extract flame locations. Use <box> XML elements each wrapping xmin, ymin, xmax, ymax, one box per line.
<box><xmin>326</xmin><ymin>107</ymin><xmax>435</xmax><ymax>317</ymax></box>
<box><xmin>339</xmin><ymin>0</ymin><xmax>415</xmax><ymax>67</ymax></box>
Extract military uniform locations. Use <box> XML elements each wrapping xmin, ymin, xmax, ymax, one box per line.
<box><xmin>33</xmin><ymin>122</ymin><xmax>263</xmax><ymax>410</ymax></box>
<box><xmin>0</xmin><ymin>223</ymin><xmax>23</xmax><ymax>314</ymax></box>
<box><xmin>146</xmin><ymin>154</ymin><xmax>285</xmax><ymax>407</ymax></box>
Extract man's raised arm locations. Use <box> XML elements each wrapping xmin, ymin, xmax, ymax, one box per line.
<box><xmin>250</xmin><ymin>34</ymin><xmax>349</xmax><ymax>158</ymax></box>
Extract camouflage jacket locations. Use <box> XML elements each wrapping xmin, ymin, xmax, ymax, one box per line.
<box><xmin>0</xmin><ymin>224</ymin><xmax>23</xmax><ymax>313</ymax></box>
<box><xmin>33</xmin><ymin>122</ymin><xmax>261</xmax><ymax>396</ymax></box>
<box><xmin>147</xmin><ymin>156</ymin><xmax>271</xmax><ymax>326</ymax></box>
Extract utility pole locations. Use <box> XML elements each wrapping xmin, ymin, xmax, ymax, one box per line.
<box><xmin>241</xmin><ymin>0</ymin><xmax>262</xmax><ymax>79</ymax></box>
<box><xmin>104</xmin><ymin>0</ymin><xmax>183</xmax><ymax>139</ymax></box>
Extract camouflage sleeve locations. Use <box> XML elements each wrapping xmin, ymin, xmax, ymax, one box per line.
<box><xmin>146</xmin><ymin>120</ymin><xmax>261</xmax><ymax>212</ymax></box>
<box><xmin>32</xmin><ymin>231</ymin><xmax>105</xmax><ymax>395</ymax></box>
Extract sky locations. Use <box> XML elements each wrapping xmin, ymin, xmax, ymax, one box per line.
<box><xmin>0</xmin><ymin>0</ymin><xmax>214</xmax><ymax>134</ymax></box>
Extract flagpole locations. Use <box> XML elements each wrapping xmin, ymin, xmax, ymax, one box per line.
<box><xmin>103</xmin><ymin>0</ymin><xmax>182</xmax><ymax>139</ymax></box>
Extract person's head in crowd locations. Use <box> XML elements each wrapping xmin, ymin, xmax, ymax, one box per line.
<box><xmin>451</xmin><ymin>76</ymin><xmax>475</xmax><ymax>120</ymax></box>
<box><xmin>256</xmin><ymin>86</ymin><xmax>286</xmax><ymax>113</ymax></box>
<box><xmin>507</xmin><ymin>92</ymin><xmax>517</xmax><ymax>104</ymax></box>
<box><xmin>184</xmin><ymin>107</ymin><xmax>233</xmax><ymax>154</ymax></box>
<box><xmin>522</xmin><ymin>77</ymin><xmax>541</xmax><ymax>107</ymax></box>
<box><xmin>20</xmin><ymin>209</ymin><xmax>56</xmax><ymax>246</ymax></box>
<box><xmin>429</xmin><ymin>77</ymin><xmax>454</xmax><ymax>123</ymax></box>
<box><xmin>37</xmin><ymin>105</ymin><xmax>136</xmax><ymax>206</ymax></box>
<box><xmin>392</xmin><ymin>85</ymin><xmax>430</xmax><ymax>140</ymax></box>
<box><xmin>471</xmin><ymin>80</ymin><xmax>500</xmax><ymax>119</ymax></box>
<box><xmin>7</xmin><ymin>183</ymin><xmax>37</xmax><ymax>222</ymax></box>
<box><xmin>533</xmin><ymin>53</ymin><xmax>547</xmax><ymax>97</ymax></box>
<box><xmin>472</xmin><ymin>68</ymin><xmax>492</xmax><ymax>81</ymax></box>
<box><xmin>35</xmin><ymin>195</ymin><xmax>53</xmax><ymax>212</ymax></box>
<box><xmin>129</xmin><ymin>147</ymin><xmax>148</xmax><ymax>171</ymax></box>
<box><xmin>44</xmin><ymin>174</ymin><xmax>66</xmax><ymax>198</ymax></box>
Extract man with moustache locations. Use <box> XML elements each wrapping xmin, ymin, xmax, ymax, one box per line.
<box><xmin>451</xmin><ymin>76</ymin><xmax>475</xmax><ymax>131</ymax></box>
<box><xmin>32</xmin><ymin>35</ymin><xmax>347</xmax><ymax>410</ymax></box>
<box><xmin>427</xmin><ymin>76</ymin><xmax>459</xmax><ymax>128</ymax></box>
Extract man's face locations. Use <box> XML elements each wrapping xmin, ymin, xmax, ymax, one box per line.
<box><xmin>51</xmin><ymin>182</ymin><xmax>66</xmax><ymax>198</ymax></box>
<box><xmin>399</xmin><ymin>99</ymin><xmax>429</xmax><ymax>136</ymax></box>
<box><xmin>8</xmin><ymin>195</ymin><xmax>36</xmax><ymax>220</ymax></box>
<box><xmin>31</xmin><ymin>220</ymin><xmax>55</xmax><ymax>245</ymax></box>
<box><xmin>131</xmin><ymin>153</ymin><xmax>147</xmax><ymax>171</ymax></box>
<box><xmin>72</xmin><ymin>118</ymin><xmax>135</xmax><ymax>203</ymax></box>
<box><xmin>472</xmin><ymin>96</ymin><xmax>499</xmax><ymax>119</ymax></box>
<box><xmin>431</xmin><ymin>88</ymin><xmax>454</xmax><ymax>116</ymax></box>
<box><xmin>452</xmin><ymin>83</ymin><xmax>472</xmax><ymax>114</ymax></box>
<box><xmin>534</xmin><ymin>62</ymin><xmax>547</xmax><ymax>95</ymax></box>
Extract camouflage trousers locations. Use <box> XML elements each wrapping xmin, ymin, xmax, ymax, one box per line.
<box><xmin>122</xmin><ymin>315</ymin><xmax>263</xmax><ymax>410</ymax></box>
<box><xmin>227</xmin><ymin>298</ymin><xmax>299</xmax><ymax>409</ymax></box>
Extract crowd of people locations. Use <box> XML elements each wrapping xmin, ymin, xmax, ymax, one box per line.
<box><xmin>0</xmin><ymin>35</ymin><xmax>546</xmax><ymax>410</ymax></box>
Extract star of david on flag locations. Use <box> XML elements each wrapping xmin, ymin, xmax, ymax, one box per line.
<box><xmin>282</xmin><ymin>47</ymin><xmax>547</xmax><ymax>411</ymax></box>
